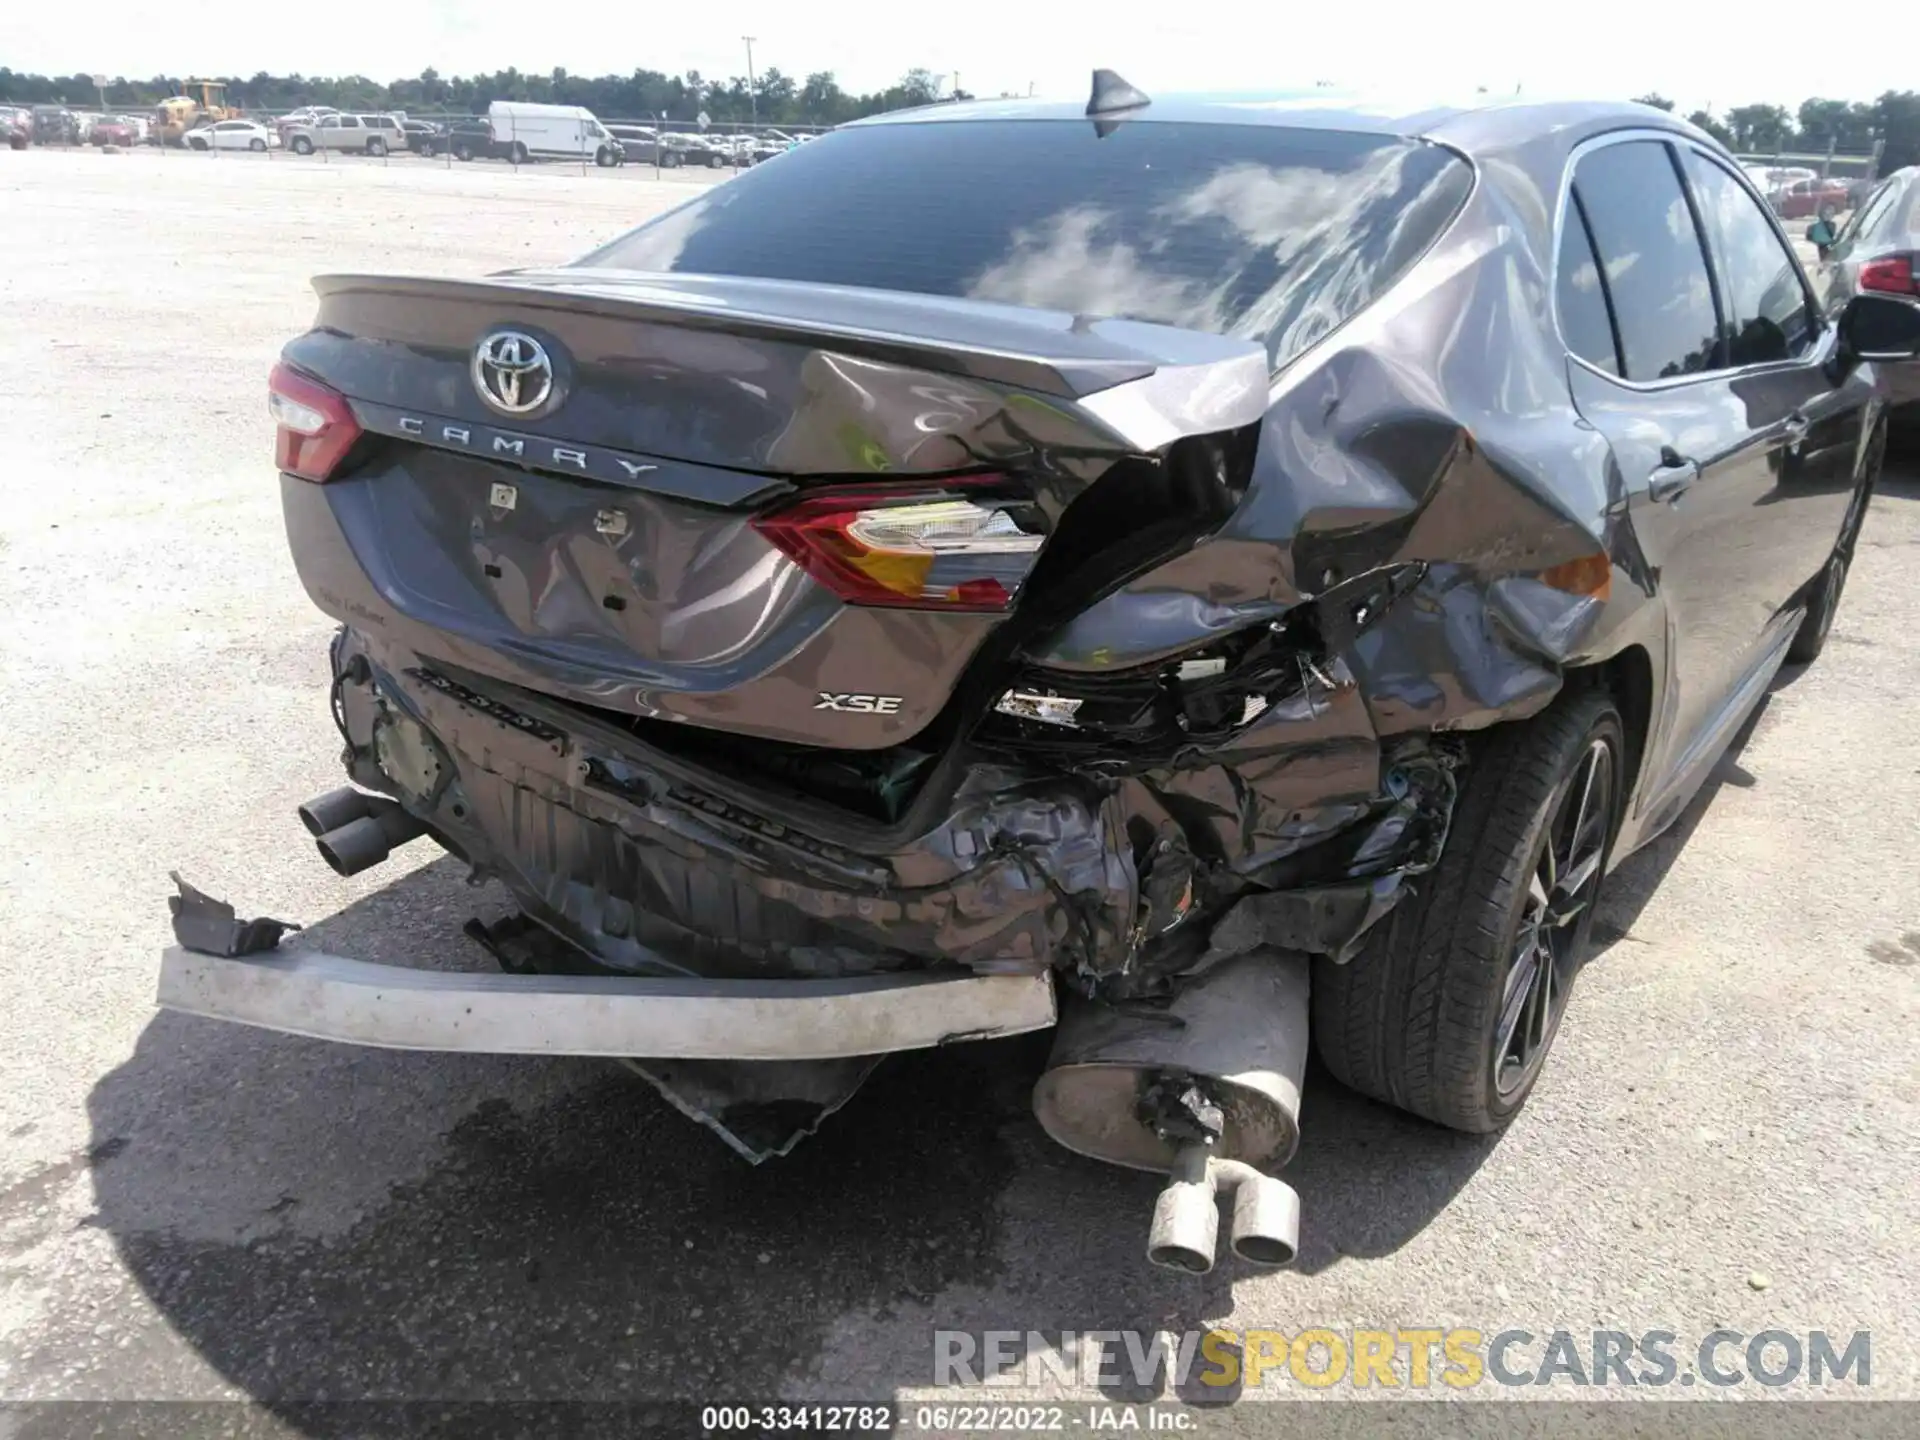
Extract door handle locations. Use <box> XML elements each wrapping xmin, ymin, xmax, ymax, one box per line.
<box><xmin>1648</xmin><ymin>448</ymin><xmax>1699</xmax><ymax>503</ymax></box>
<box><xmin>1782</xmin><ymin>413</ymin><xmax>1810</xmax><ymax>450</ymax></box>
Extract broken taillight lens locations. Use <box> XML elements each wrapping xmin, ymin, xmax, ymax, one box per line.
<box><xmin>752</xmin><ymin>483</ymin><xmax>1047</xmax><ymax>611</ymax></box>
<box><xmin>269</xmin><ymin>362</ymin><xmax>363</xmax><ymax>482</ymax></box>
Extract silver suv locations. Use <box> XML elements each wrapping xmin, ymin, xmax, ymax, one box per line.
<box><xmin>285</xmin><ymin>113</ymin><xmax>404</xmax><ymax>157</ymax></box>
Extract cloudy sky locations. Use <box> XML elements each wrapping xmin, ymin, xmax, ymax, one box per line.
<box><xmin>0</xmin><ymin>2</ymin><xmax>1892</xmax><ymax>115</ymax></box>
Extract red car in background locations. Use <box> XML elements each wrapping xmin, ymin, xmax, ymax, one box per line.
<box><xmin>1775</xmin><ymin>175</ymin><xmax>1853</xmax><ymax>220</ymax></box>
<box><xmin>90</xmin><ymin>116</ymin><xmax>139</xmax><ymax>148</ymax></box>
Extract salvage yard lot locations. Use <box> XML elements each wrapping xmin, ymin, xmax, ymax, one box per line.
<box><xmin>1</xmin><ymin>149</ymin><xmax>1917</xmax><ymax>1420</ymax></box>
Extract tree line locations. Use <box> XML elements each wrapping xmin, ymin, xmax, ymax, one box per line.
<box><xmin>0</xmin><ymin>64</ymin><xmax>959</xmax><ymax>128</ymax></box>
<box><xmin>5</xmin><ymin>66</ymin><xmax>1918</xmax><ymax>164</ymax></box>
<box><xmin>1632</xmin><ymin>91</ymin><xmax>1920</xmax><ymax>168</ymax></box>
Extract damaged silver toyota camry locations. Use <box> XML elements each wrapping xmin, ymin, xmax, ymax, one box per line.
<box><xmin>160</xmin><ymin>80</ymin><xmax>1917</xmax><ymax>1272</ymax></box>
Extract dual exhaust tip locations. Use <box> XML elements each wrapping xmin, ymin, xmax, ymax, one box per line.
<box><xmin>297</xmin><ymin>786</ymin><xmax>427</xmax><ymax>876</ymax></box>
<box><xmin>1147</xmin><ymin>1143</ymin><xmax>1300</xmax><ymax>1275</ymax></box>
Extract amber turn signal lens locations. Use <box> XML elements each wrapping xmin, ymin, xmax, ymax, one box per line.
<box><xmin>1538</xmin><ymin>552</ymin><xmax>1612</xmax><ymax>600</ymax></box>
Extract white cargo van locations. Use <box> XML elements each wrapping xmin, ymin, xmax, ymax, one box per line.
<box><xmin>487</xmin><ymin>101</ymin><xmax>622</xmax><ymax>167</ymax></box>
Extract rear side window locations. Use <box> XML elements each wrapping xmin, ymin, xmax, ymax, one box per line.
<box><xmin>582</xmin><ymin>119</ymin><xmax>1473</xmax><ymax>370</ymax></box>
<box><xmin>1557</xmin><ymin>196</ymin><xmax>1621</xmax><ymax>375</ymax></box>
<box><xmin>1683</xmin><ymin>151</ymin><xmax>1815</xmax><ymax>365</ymax></box>
<box><xmin>1572</xmin><ymin>140</ymin><xmax>1721</xmax><ymax>381</ymax></box>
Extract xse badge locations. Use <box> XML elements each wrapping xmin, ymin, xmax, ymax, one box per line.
<box><xmin>815</xmin><ymin>693</ymin><xmax>904</xmax><ymax>714</ymax></box>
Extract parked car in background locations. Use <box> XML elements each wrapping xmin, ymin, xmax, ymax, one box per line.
<box><xmin>487</xmin><ymin>101</ymin><xmax>622</xmax><ymax>166</ymax></box>
<box><xmin>434</xmin><ymin>117</ymin><xmax>500</xmax><ymax>161</ymax></box>
<box><xmin>228</xmin><ymin>93</ymin><xmax>1907</xmax><ymax>1270</ymax></box>
<box><xmin>187</xmin><ymin>119</ymin><xmax>280</xmax><ymax>152</ymax></box>
<box><xmin>740</xmin><ymin>132</ymin><xmax>797</xmax><ymax>165</ymax></box>
<box><xmin>1807</xmin><ymin>165</ymin><xmax>1920</xmax><ymax>413</ymax></box>
<box><xmin>682</xmin><ymin>133</ymin><xmax>735</xmax><ymax>168</ymax></box>
<box><xmin>89</xmin><ymin>116</ymin><xmax>139</xmax><ymax>147</ymax></box>
<box><xmin>276</xmin><ymin>106</ymin><xmax>338</xmax><ymax>145</ymax></box>
<box><xmin>285</xmin><ymin>113</ymin><xmax>403</xmax><ymax>157</ymax></box>
<box><xmin>604</xmin><ymin>124</ymin><xmax>676</xmax><ymax>166</ymax></box>
<box><xmin>1</xmin><ymin>106</ymin><xmax>30</xmax><ymax>151</ymax></box>
<box><xmin>402</xmin><ymin>120</ymin><xmax>439</xmax><ymax>153</ymax></box>
<box><xmin>31</xmin><ymin>106</ymin><xmax>81</xmax><ymax>145</ymax></box>
<box><xmin>1774</xmin><ymin>175</ymin><xmax>1852</xmax><ymax>221</ymax></box>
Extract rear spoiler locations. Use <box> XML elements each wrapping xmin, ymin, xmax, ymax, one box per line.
<box><xmin>310</xmin><ymin>269</ymin><xmax>1273</xmax><ymax>450</ymax></box>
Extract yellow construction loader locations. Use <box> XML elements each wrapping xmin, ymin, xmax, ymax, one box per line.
<box><xmin>151</xmin><ymin>80</ymin><xmax>238</xmax><ymax>147</ymax></box>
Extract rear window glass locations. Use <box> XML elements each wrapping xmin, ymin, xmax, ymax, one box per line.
<box><xmin>581</xmin><ymin>119</ymin><xmax>1472</xmax><ymax>370</ymax></box>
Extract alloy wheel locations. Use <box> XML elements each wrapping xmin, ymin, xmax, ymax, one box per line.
<box><xmin>1494</xmin><ymin>736</ymin><xmax>1615</xmax><ymax>1097</ymax></box>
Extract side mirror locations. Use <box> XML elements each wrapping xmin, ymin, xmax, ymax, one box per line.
<box><xmin>1806</xmin><ymin>219</ymin><xmax>1837</xmax><ymax>249</ymax></box>
<box><xmin>1839</xmin><ymin>291</ymin><xmax>1920</xmax><ymax>362</ymax></box>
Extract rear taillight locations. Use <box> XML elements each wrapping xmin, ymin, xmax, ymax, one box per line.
<box><xmin>269</xmin><ymin>361</ymin><xmax>363</xmax><ymax>482</ymax></box>
<box><xmin>752</xmin><ymin>482</ymin><xmax>1047</xmax><ymax>611</ymax></box>
<box><xmin>1859</xmin><ymin>255</ymin><xmax>1919</xmax><ymax>296</ymax></box>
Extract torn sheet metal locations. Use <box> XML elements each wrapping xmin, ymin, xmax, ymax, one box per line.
<box><xmin>621</xmin><ymin>1056</ymin><xmax>885</xmax><ymax>1164</ymax></box>
<box><xmin>168</xmin><ymin>872</ymin><xmax>299</xmax><ymax>957</ymax></box>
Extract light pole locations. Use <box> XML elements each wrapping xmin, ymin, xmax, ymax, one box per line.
<box><xmin>743</xmin><ymin>37</ymin><xmax>757</xmax><ymax>126</ymax></box>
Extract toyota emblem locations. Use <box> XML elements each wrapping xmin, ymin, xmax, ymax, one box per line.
<box><xmin>471</xmin><ymin>330</ymin><xmax>556</xmax><ymax>416</ymax></box>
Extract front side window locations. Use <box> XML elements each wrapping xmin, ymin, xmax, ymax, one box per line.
<box><xmin>1571</xmin><ymin>140</ymin><xmax>1721</xmax><ymax>382</ymax></box>
<box><xmin>583</xmin><ymin>119</ymin><xmax>1474</xmax><ymax>371</ymax></box>
<box><xmin>1683</xmin><ymin>151</ymin><xmax>1815</xmax><ymax>366</ymax></box>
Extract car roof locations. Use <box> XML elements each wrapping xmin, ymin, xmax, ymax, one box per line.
<box><xmin>847</xmin><ymin>90</ymin><xmax>1698</xmax><ymax>156</ymax></box>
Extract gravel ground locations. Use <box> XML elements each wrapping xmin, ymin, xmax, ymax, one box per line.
<box><xmin>0</xmin><ymin>148</ymin><xmax>1916</xmax><ymax>1433</ymax></box>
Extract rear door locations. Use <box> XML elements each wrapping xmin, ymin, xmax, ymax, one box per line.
<box><xmin>1559</xmin><ymin>136</ymin><xmax>1798</xmax><ymax>789</ymax></box>
<box><xmin>1679</xmin><ymin>144</ymin><xmax>1863</xmax><ymax>610</ymax></box>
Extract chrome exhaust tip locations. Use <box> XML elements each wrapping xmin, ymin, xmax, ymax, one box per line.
<box><xmin>312</xmin><ymin>796</ymin><xmax>427</xmax><ymax>877</ymax></box>
<box><xmin>1147</xmin><ymin>1144</ymin><xmax>1221</xmax><ymax>1274</ymax></box>
<box><xmin>298</xmin><ymin>785</ymin><xmax>375</xmax><ymax>838</ymax></box>
<box><xmin>1144</xmin><ymin>1144</ymin><xmax>1301</xmax><ymax>1274</ymax></box>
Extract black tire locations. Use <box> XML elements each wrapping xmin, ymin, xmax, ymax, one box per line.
<box><xmin>367</xmin><ymin>137</ymin><xmax>387</xmax><ymax>157</ymax></box>
<box><xmin>249</xmin><ymin>138</ymin><xmax>266</xmax><ymax>152</ymax></box>
<box><xmin>1788</xmin><ymin>421</ymin><xmax>1882</xmax><ymax>665</ymax></box>
<box><xmin>1313</xmin><ymin>688</ymin><xmax>1626</xmax><ymax>1133</ymax></box>
<box><xmin>453</xmin><ymin>141</ymin><xmax>473</xmax><ymax>162</ymax></box>
<box><xmin>509</xmin><ymin>141</ymin><xmax>528</xmax><ymax>165</ymax></box>
<box><xmin>707</xmin><ymin>151</ymin><xmax>724</xmax><ymax>169</ymax></box>
<box><xmin>595</xmin><ymin>145</ymin><xmax>617</xmax><ymax>168</ymax></box>
<box><xmin>291</xmin><ymin>136</ymin><xmax>313</xmax><ymax>155</ymax></box>
<box><xmin>662</xmin><ymin>150</ymin><xmax>681</xmax><ymax>168</ymax></box>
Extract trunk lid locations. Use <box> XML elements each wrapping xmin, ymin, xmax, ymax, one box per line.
<box><xmin>280</xmin><ymin>271</ymin><xmax>1268</xmax><ymax>751</ymax></box>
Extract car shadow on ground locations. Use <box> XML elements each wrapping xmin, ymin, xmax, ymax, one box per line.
<box><xmin>64</xmin><ymin>852</ymin><xmax>1514</xmax><ymax>1422</ymax></box>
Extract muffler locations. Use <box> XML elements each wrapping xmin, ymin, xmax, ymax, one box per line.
<box><xmin>299</xmin><ymin>788</ymin><xmax>428</xmax><ymax>877</ymax></box>
<box><xmin>1032</xmin><ymin>953</ymin><xmax>1309</xmax><ymax>1274</ymax></box>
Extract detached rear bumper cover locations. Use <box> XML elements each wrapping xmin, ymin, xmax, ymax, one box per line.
<box><xmin>155</xmin><ymin>945</ymin><xmax>1056</xmax><ymax>1060</ymax></box>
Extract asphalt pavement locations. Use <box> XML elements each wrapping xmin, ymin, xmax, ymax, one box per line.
<box><xmin>0</xmin><ymin>148</ymin><xmax>1916</xmax><ymax>1433</ymax></box>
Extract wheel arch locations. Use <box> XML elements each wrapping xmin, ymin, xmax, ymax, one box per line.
<box><xmin>1563</xmin><ymin>642</ymin><xmax>1652</xmax><ymax>835</ymax></box>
